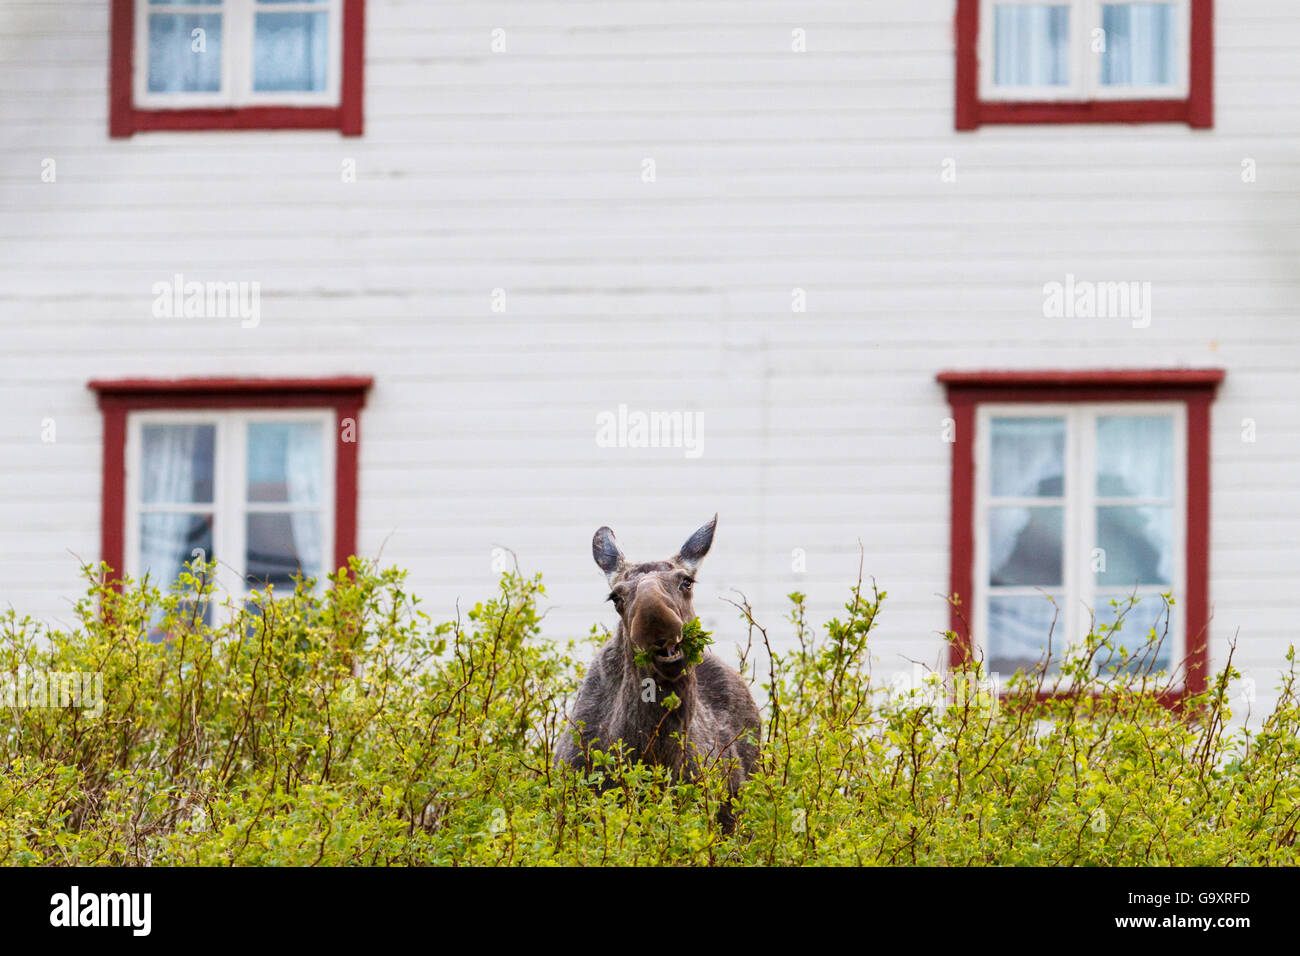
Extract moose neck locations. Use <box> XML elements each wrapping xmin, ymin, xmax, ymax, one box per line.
<box><xmin>616</xmin><ymin>622</ymin><xmax>698</xmax><ymax>760</ymax></box>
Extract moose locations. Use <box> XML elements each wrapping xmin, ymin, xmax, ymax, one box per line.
<box><xmin>556</xmin><ymin>515</ymin><xmax>761</xmax><ymax>830</ymax></box>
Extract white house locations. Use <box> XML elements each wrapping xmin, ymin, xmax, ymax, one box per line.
<box><xmin>2</xmin><ymin>1</ymin><xmax>1297</xmax><ymax>717</ymax></box>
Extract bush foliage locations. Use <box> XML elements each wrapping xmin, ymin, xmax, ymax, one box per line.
<box><xmin>1</xmin><ymin>560</ymin><xmax>1297</xmax><ymax>866</ymax></box>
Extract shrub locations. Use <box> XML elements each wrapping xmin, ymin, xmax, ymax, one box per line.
<box><xmin>0</xmin><ymin>560</ymin><xmax>1296</xmax><ymax>865</ymax></box>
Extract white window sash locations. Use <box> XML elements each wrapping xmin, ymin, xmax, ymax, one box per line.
<box><xmin>979</xmin><ymin>0</ymin><xmax>1190</xmax><ymax>103</ymax></box>
<box><xmin>124</xmin><ymin>408</ymin><xmax>336</xmax><ymax>627</ymax></box>
<box><xmin>972</xmin><ymin>402</ymin><xmax>1187</xmax><ymax>690</ymax></box>
<box><xmin>134</xmin><ymin>0</ymin><xmax>342</xmax><ymax>110</ymax></box>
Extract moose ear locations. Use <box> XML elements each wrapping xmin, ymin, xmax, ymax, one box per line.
<box><xmin>675</xmin><ymin>514</ymin><xmax>717</xmax><ymax>573</ymax></box>
<box><xmin>592</xmin><ymin>526</ymin><xmax>626</xmax><ymax>584</ymax></box>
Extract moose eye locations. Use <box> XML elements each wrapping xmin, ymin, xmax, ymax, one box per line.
<box><xmin>608</xmin><ymin>593</ymin><xmax>624</xmax><ymax>612</ymax></box>
<box><xmin>680</xmin><ymin>577</ymin><xmax>694</xmax><ymax>592</ymax></box>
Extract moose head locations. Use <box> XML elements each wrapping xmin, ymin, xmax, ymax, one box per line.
<box><xmin>592</xmin><ymin>515</ymin><xmax>717</xmax><ymax>681</ymax></box>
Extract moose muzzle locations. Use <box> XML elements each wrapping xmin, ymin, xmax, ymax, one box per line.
<box><xmin>630</xmin><ymin>587</ymin><xmax>685</xmax><ymax>674</ymax></box>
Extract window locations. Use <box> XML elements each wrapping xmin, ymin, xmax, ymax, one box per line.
<box><xmin>939</xmin><ymin>369</ymin><xmax>1223</xmax><ymax>699</ymax></box>
<box><xmin>954</xmin><ymin>0</ymin><xmax>1213</xmax><ymax>129</ymax></box>
<box><xmin>89</xmin><ymin>378</ymin><xmax>372</xmax><ymax>633</ymax></box>
<box><xmin>977</xmin><ymin>405</ymin><xmax>1183</xmax><ymax>677</ymax></box>
<box><xmin>109</xmin><ymin>0</ymin><xmax>365</xmax><ymax>136</ymax></box>
<box><xmin>127</xmin><ymin>411</ymin><xmax>333</xmax><ymax>633</ymax></box>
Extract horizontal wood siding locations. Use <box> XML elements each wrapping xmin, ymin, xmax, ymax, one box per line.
<box><xmin>0</xmin><ymin>1</ymin><xmax>1297</xmax><ymax>715</ymax></box>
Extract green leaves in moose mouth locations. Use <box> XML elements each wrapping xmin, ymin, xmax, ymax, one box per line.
<box><xmin>632</xmin><ymin>617</ymin><xmax>714</xmax><ymax>670</ymax></box>
<box><xmin>679</xmin><ymin>617</ymin><xmax>713</xmax><ymax>666</ymax></box>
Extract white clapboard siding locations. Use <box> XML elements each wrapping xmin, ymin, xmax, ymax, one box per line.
<box><xmin>1</xmin><ymin>1</ymin><xmax>1299</xmax><ymax>718</ymax></box>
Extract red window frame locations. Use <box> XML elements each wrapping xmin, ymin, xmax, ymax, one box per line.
<box><xmin>939</xmin><ymin>368</ymin><xmax>1224</xmax><ymax>702</ymax></box>
<box><xmin>109</xmin><ymin>0</ymin><xmax>366</xmax><ymax>137</ymax></box>
<box><xmin>955</xmin><ymin>0</ymin><xmax>1214</xmax><ymax>130</ymax></box>
<box><xmin>88</xmin><ymin>376</ymin><xmax>372</xmax><ymax>585</ymax></box>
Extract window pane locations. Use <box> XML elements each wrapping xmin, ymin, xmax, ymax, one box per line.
<box><xmin>147</xmin><ymin>13</ymin><xmax>222</xmax><ymax>93</ymax></box>
<box><xmin>990</xmin><ymin>416</ymin><xmax>1065</xmax><ymax>498</ymax></box>
<box><xmin>1097</xmin><ymin>415</ymin><xmax>1173</xmax><ymax>498</ymax></box>
<box><xmin>1093</xmin><ymin>595</ymin><xmax>1174</xmax><ymax>674</ymax></box>
<box><xmin>139</xmin><ymin>512</ymin><xmax>213</xmax><ymax>641</ymax></box>
<box><xmin>147</xmin><ymin>601</ymin><xmax>213</xmax><ymax>642</ymax></box>
<box><xmin>247</xmin><ymin>422</ymin><xmax>324</xmax><ymax>504</ymax></box>
<box><xmin>989</xmin><ymin>506</ymin><xmax>1064</xmax><ymax>586</ymax></box>
<box><xmin>139</xmin><ymin>512</ymin><xmax>213</xmax><ymax>584</ymax></box>
<box><xmin>988</xmin><ymin>594</ymin><xmax>1063</xmax><ymax>675</ymax></box>
<box><xmin>1096</xmin><ymin>505</ymin><xmax>1173</xmax><ymax>587</ymax></box>
<box><xmin>1100</xmin><ymin>3</ymin><xmax>1177</xmax><ymax>86</ymax></box>
<box><xmin>253</xmin><ymin>12</ymin><xmax>329</xmax><ymax>93</ymax></box>
<box><xmin>993</xmin><ymin>4</ymin><xmax>1071</xmax><ymax>87</ymax></box>
<box><xmin>246</xmin><ymin>512</ymin><xmax>323</xmax><ymax>588</ymax></box>
<box><xmin>141</xmin><ymin>424</ymin><xmax>216</xmax><ymax>503</ymax></box>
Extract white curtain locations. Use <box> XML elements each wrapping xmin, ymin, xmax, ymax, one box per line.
<box><xmin>990</xmin><ymin>417</ymin><xmax>1065</xmax><ymax>499</ymax></box>
<box><xmin>140</xmin><ymin>425</ymin><xmax>203</xmax><ymax>585</ymax></box>
<box><xmin>1101</xmin><ymin>3</ymin><xmax>1176</xmax><ymax>86</ymax></box>
<box><xmin>993</xmin><ymin>4</ymin><xmax>1071</xmax><ymax>87</ymax></box>
<box><xmin>1096</xmin><ymin>415</ymin><xmax>1173</xmax><ymax>499</ymax></box>
<box><xmin>147</xmin><ymin>12</ymin><xmax>223</xmax><ymax>94</ymax></box>
<box><xmin>253</xmin><ymin>11</ymin><xmax>329</xmax><ymax>93</ymax></box>
<box><xmin>285</xmin><ymin>423</ymin><xmax>324</xmax><ymax>578</ymax></box>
